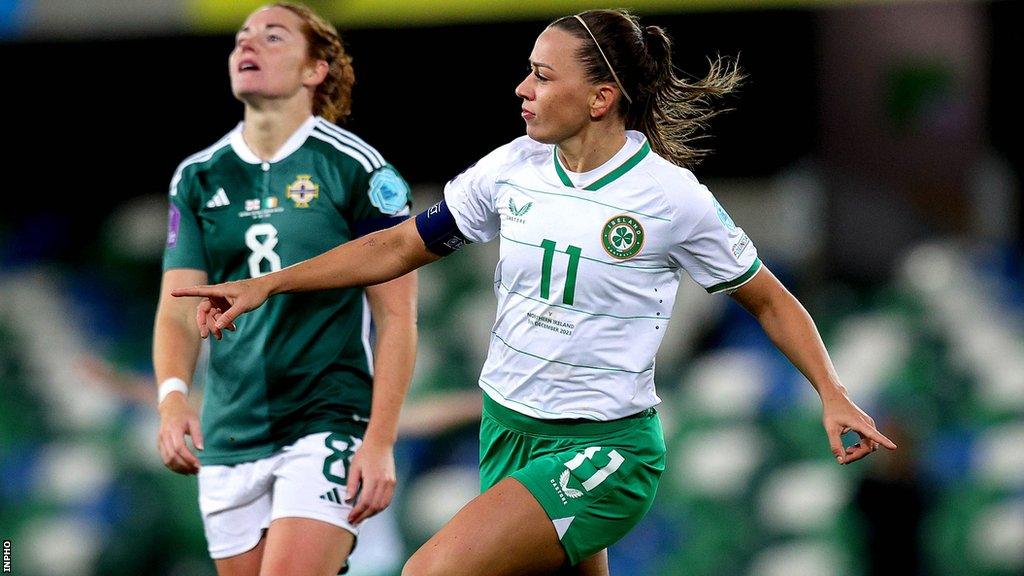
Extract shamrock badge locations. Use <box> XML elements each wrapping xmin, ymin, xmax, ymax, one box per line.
<box><xmin>602</xmin><ymin>215</ymin><xmax>644</xmax><ymax>259</ymax></box>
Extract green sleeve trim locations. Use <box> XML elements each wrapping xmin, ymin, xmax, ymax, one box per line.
<box><xmin>705</xmin><ymin>258</ymin><xmax>762</xmax><ymax>294</ymax></box>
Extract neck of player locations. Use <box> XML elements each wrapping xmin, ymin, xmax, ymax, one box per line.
<box><xmin>555</xmin><ymin>121</ymin><xmax>627</xmax><ymax>174</ymax></box>
<box><xmin>241</xmin><ymin>94</ymin><xmax>315</xmax><ymax>161</ymax></box>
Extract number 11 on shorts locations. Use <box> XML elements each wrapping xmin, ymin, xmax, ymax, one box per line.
<box><xmin>564</xmin><ymin>446</ymin><xmax>624</xmax><ymax>492</ymax></box>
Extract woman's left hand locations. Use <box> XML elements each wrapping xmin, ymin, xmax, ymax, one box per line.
<box><xmin>821</xmin><ymin>393</ymin><xmax>897</xmax><ymax>464</ymax></box>
<box><xmin>345</xmin><ymin>437</ymin><xmax>398</xmax><ymax>524</ymax></box>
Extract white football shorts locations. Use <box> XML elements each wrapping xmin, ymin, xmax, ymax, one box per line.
<box><xmin>198</xmin><ymin>431</ymin><xmax>362</xmax><ymax>559</ymax></box>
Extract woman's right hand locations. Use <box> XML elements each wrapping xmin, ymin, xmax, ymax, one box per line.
<box><xmin>172</xmin><ymin>278</ymin><xmax>270</xmax><ymax>339</ymax></box>
<box><xmin>157</xmin><ymin>393</ymin><xmax>204</xmax><ymax>475</ymax></box>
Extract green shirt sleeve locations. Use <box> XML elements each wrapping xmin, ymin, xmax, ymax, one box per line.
<box><xmin>163</xmin><ymin>167</ymin><xmax>208</xmax><ymax>271</ymax></box>
<box><xmin>344</xmin><ymin>163</ymin><xmax>413</xmax><ymax>236</ymax></box>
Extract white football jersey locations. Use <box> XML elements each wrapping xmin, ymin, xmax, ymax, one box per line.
<box><xmin>445</xmin><ymin>131</ymin><xmax>760</xmax><ymax>420</ymax></box>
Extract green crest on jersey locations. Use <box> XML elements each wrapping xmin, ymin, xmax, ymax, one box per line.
<box><xmin>287</xmin><ymin>175</ymin><xmax>320</xmax><ymax>208</ymax></box>
<box><xmin>602</xmin><ymin>215</ymin><xmax>644</xmax><ymax>260</ymax></box>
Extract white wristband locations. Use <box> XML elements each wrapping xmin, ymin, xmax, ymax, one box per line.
<box><xmin>158</xmin><ymin>377</ymin><xmax>189</xmax><ymax>404</ymax></box>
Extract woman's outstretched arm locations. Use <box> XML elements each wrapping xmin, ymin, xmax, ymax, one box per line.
<box><xmin>173</xmin><ymin>217</ymin><xmax>441</xmax><ymax>339</ymax></box>
<box><xmin>730</xmin><ymin>264</ymin><xmax>897</xmax><ymax>465</ymax></box>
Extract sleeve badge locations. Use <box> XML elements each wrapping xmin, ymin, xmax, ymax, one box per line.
<box><xmin>368</xmin><ymin>167</ymin><xmax>411</xmax><ymax>215</ymax></box>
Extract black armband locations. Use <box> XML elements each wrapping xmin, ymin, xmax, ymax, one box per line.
<box><xmin>414</xmin><ymin>200</ymin><xmax>470</xmax><ymax>256</ymax></box>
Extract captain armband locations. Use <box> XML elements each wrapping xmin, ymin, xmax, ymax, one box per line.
<box><xmin>414</xmin><ymin>200</ymin><xmax>471</xmax><ymax>256</ymax></box>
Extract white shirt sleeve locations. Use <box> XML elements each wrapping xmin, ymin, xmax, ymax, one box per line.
<box><xmin>668</xmin><ymin>181</ymin><xmax>761</xmax><ymax>294</ymax></box>
<box><xmin>442</xmin><ymin>143</ymin><xmax>516</xmax><ymax>243</ymax></box>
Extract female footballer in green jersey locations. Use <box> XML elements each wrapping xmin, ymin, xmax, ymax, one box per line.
<box><xmin>175</xmin><ymin>9</ymin><xmax>896</xmax><ymax>576</ymax></box>
<box><xmin>153</xmin><ymin>3</ymin><xmax>417</xmax><ymax>575</ymax></box>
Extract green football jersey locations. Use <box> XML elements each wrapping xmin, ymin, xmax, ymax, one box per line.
<box><xmin>163</xmin><ymin>116</ymin><xmax>412</xmax><ymax>465</ymax></box>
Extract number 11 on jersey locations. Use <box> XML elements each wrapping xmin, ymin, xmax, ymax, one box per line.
<box><xmin>540</xmin><ymin>239</ymin><xmax>581</xmax><ymax>305</ymax></box>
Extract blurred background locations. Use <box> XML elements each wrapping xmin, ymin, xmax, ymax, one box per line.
<box><xmin>1</xmin><ymin>0</ymin><xmax>1022</xmax><ymax>575</ymax></box>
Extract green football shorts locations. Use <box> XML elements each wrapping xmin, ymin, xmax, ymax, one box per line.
<box><xmin>478</xmin><ymin>394</ymin><xmax>666</xmax><ymax>565</ymax></box>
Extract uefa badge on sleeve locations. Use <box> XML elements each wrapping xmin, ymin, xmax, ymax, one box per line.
<box><xmin>286</xmin><ymin>175</ymin><xmax>319</xmax><ymax>208</ymax></box>
<box><xmin>368</xmin><ymin>167</ymin><xmax>410</xmax><ymax>215</ymax></box>
<box><xmin>166</xmin><ymin>204</ymin><xmax>181</xmax><ymax>248</ymax></box>
<box><xmin>712</xmin><ymin>197</ymin><xmax>736</xmax><ymax>231</ymax></box>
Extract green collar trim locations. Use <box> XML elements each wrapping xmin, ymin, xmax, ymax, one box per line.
<box><xmin>553</xmin><ymin>140</ymin><xmax>651</xmax><ymax>191</ymax></box>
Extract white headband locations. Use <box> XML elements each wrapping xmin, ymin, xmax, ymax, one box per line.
<box><xmin>573</xmin><ymin>14</ymin><xmax>633</xmax><ymax>105</ymax></box>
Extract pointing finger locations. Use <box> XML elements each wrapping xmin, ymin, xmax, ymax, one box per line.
<box><xmin>172</xmin><ymin>285</ymin><xmax>218</xmax><ymax>298</ymax></box>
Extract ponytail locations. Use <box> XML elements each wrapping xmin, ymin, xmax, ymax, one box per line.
<box><xmin>552</xmin><ymin>10</ymin><xmax>743</xmax><ymax>168</ymax></box>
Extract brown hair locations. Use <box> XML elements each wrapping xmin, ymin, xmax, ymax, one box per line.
<box><xmin>271</xmin><ymin>2</ymin><xmax>355</xmax><ymax>122</ymax></box>
<box><xmin>551</xmin><ymin>9</ymin><xmax>743</xmax><ymax>168</ymax></box>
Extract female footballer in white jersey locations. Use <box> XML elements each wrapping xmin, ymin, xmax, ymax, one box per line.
<box><xmin>175</xmin><ymin>9</ymin><xmax>896</xmax><ymax>576</ymax></box>
<box><xmin>154</xmin><ymin>3</ymin><xmax>417</xmax><ymax>575</ymax></box>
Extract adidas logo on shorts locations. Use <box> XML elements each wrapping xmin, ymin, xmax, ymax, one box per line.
<box><xmin>319</xmin><ymin>487</ymin><xmax>344</xmax><ymax>504</ymax></box>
